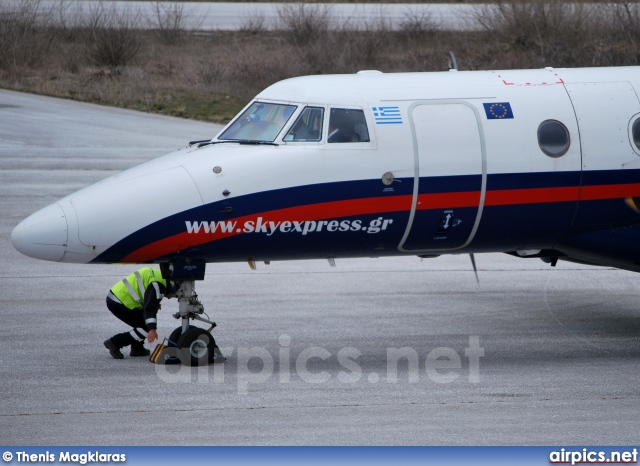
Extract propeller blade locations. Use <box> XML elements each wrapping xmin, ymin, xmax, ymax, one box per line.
<box><xmin>625</xmin><ymin>197</ymin><xmax>640</xmax><ymax>213</ymax></box>
<box><xmin>469</xmin><ymin>253</ymin><xmax>479</xmax><ymax>284</ymax></box>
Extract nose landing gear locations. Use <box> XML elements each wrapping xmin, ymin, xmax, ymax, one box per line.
<box><xmin>157</xmin><ymin>261</ymin><xmax>225</xmax><ymax>366</ymax></box>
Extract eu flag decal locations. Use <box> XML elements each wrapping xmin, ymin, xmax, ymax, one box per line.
<box><xmin>373</xmin><ymin>106</ymin><xmax>402</xmax><ymax>124</ymax></box>
<box><xmin>483</xmin><ymin>102</ymin><xmax>514</xmax><ymax>120</ymax></box>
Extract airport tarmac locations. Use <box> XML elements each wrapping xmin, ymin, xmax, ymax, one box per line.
<box><xmin>1</xmin><ymin>89</ymin><xmax>638</xmax><ymax>445</ymax></box>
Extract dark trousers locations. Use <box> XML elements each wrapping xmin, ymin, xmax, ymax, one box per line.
<box><xmin>106</xmin><ymin>297</ymin><xmax>148</xmax><ymax>348</ymax></box>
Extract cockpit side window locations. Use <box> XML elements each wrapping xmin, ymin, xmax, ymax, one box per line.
<box><xmin>328</xmin><ymin>108</ymin><xmax>370</xmax><ymax>143</ymax></box>
<box><xmin>219</xmin><ymin>102</ymin><xmax>296</xmax><ymax>142</ymax></box>
<box><xmin>284</xmin><ymin>107</ymin><xmax>324</xmax><ymax>142</ymax></box>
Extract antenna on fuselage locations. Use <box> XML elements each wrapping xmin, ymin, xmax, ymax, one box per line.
<box><xmin>469</xmin><ymin>253</ymin><xmax>479</xmax><ymax>285</ymax></box>
<box><xmin>448</xmin><ymin>51</ymin><xmax>458</xmax><ymax>71</ymax></box>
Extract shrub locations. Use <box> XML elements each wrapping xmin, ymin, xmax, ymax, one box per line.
<box><xmin>148</xmin><ymin>1</ymin><xmax>200</xmax><ymax>46</ymax></box>
<box><xmin>84</xmin><ymin>2</ymin><xmax>142</xmax><ymax>69</ymax></box>
<box><xmin>277</xmin><ymin>4</ymin><xmax>332</xmax><ymax>47</ymax></box>
<box><xmin>239</xmin><ymin>14</ymin><xmax>267</xmax><ymax>35</ymax></box>
<box><xmin>0</xmin><ymin>0</ymin><xmax>57</xmax><ymax>72</ymax></box>
<box><xmin>399</xmin><ymin>9</ymin><xmax>440</xmax><ymax>42</ymax></box>
<box><xmin>473</xmin><ymin>0</ymin><xmax>598</xmax><ymax>67</ymax></box>
<box><xmin>612</xmin><ymin>3</ymin><xmax>640</xmax><ymax>65</ymax></box>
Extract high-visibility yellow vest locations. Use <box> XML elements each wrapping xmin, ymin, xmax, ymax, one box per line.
<box><xmin>111</xmin><ymin>268</ymin><xmax>166</xmax><ymax>310</ymax></box>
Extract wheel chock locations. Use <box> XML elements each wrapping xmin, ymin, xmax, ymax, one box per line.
<box><xmin>150</xmin><ymin>338</ymin><xmax>225</xmax><ymax>365</ymax></box>
<box><xmin>149</xmin><ymin>339</ymin><xmax>180</xmax><ymax>365</ymax></box>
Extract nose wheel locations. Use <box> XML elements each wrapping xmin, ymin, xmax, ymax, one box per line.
<box><xmin>177</xmin><ymin>327</ymin><xmax>219</xmax><ymax>366</ymax></box>
<box><xmin>166</xmin><ymin>322</ymin><xmax>225</xmax><ymax>366</ymax></box>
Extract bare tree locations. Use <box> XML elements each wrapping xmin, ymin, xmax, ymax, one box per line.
<box><xmin>614</xmin><ymin>3</ymin><xmax>640</xmax><ymax>65</ymax></box>
<box><xmin>399</xmin><ymin>9</ymin><xmax>440</xmax><ymax>42</ymax></box>
<box><xmin>277</xmin><ymin>4</ymin><xmax>332</xmax><ymax>47</ymax></box>
<box><xmin>0</xmin><ymin>0</ymin><xmax>57</xmax><ymax>73</ymax></box>
<box><xmin>239</xmin><ymin>13</ymin><xmax>267</xmax><ymax>35</ymax></box>
<box><xmin>150</xmin><ymin>1</ymin><xmax>185</xmax><ymax>45</ymax></box>
<box><xmin>473</xmin><ymin>0</ymin><xmax>598</xmax><ymax>67</ymax></box>
<box><xmin>84</xmin><ymin>1</ymin><xmax>142</xmax><ymax>69</ymax></box>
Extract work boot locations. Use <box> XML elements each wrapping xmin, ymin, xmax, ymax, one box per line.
<box><xmin>130</xmin><ymin>341</ymin><xmax>150</xmax><ymax>357</ymax></box>
<box><xmin>104</xmin><ymin>339</ymin><xmax>124</xmax><ymax>359</ymax></box>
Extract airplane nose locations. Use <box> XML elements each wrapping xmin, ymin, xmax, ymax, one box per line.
<box><xmin>11</xmin><ymin>203</ymin><xmax>68</xmax><ymax>261</ymax></box>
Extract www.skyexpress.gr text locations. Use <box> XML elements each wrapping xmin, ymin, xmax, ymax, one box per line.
<box><xmin>185</xmin><ymin>216</ymin><xmax>394</xmax><ymax>236</ymax></box>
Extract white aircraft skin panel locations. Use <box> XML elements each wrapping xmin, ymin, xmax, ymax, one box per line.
<box><xmin>184</xmin><ymin>142</ymin><xmax>390</xmax><ymax>200</ymax></box>
<box><xmin>489</xmin><ymin>68</ymin><xmax>566</xmax><ymax>86</ymax></box>
<box><xmin>55</xmin><ymin>197</ymin><xmax>92</xmax><ymax>263</ymax></box>
<box><xmin>69</xmin><ymin>166</ymin><xmax>204</xmax><ymax>251</ymax></box>
<box><xmin>631</xmin><ymin>81</ymin><xmax>640</xmax><ymax>105</ymax></box>
<box><xmin>482</xmin><ymin>84</ymin><xmax>581</xmax><ymax>175</ymax></box>
<box><xmin>362</xmin><ymin>86</ymin><xmax>498</xmax><ymax>108</ymax></box>
<box><xmin>186</xmin><ymin>147</ymin><xmax>375</xmax><ymax>204</ymax></box>
<box><xmin>411</xmin><ymin>103</ymin><xmax>483</xmax><ymax>178</ymax></box>
<box><xmin>566</xmin><ymin>82</ymin><xmax>640</xmax><ymax>171</ymax></box>
<box><xmin>11</xmin><ymin>66</ymin><xmax>640</xmax><ymax>274</ymax></box>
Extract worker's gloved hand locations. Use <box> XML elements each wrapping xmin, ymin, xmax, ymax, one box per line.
<box><xmin>148</xmin><ymin>329</ymin><xmax>158</xmax><ymax>343</ymax></box>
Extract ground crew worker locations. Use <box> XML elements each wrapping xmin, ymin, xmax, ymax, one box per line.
<box><xmin>103</xmin><ymin>267</ymin><xmax>175</xmax><ymax>359</ymax></box>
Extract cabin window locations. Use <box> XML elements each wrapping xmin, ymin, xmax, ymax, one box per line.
<box><xmin>219</xmin><ymin>102</ymin><xmax>296</xmax><ymax>143</ymax></box>
<box><xmin>328</xmin><ymin>108</ymin><xmax>370</xmax><ymax>143</ymax></box>
<box><xmin>284</xmin><ymin>107</ymin><xmax>324</xmax><ymax>142</ymax></box>
<box><xmin>632</xmin><ymin>118</ymin><xmax>640</xmax><ymax>151</ymax></box>
<box><xmin>537</xmin><ymin>119</ymin><xmax>570</xmax><ymax>158</ymax></box>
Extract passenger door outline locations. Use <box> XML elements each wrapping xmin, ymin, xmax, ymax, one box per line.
<box><xmin>398</xmin><ymin>100</ymin><xmax>487</xmax><ymax>253</ymax></box>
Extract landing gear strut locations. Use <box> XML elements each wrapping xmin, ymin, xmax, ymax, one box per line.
<box><xmin>159</xmin><ymin>261</ymin><xmax>225</xmax><ymax>365</ymax></box>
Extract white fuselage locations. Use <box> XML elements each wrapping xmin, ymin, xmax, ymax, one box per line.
<box><xmin>12</xmin><ymin>67</ymin><xmax>640</xmax><ymax>272</ymax></box>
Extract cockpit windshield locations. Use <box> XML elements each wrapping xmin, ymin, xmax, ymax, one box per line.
<box><xmin>218</xmin><ymin>102</ymin><xmax>297</xmax><ymax>143</ymax></box>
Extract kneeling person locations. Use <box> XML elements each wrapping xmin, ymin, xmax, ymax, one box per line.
<box><xmin>104</xmin><ymin>267</ymin><xmax>175</xmax><ymax>359</ymax></box>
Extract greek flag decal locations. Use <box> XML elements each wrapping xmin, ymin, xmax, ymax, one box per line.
<box><xmin>373</xmin><ymin>106</ymin><xmax>402</xmax><ymax>125</ymax></box>
<box><xmin>483</xmin><ymin>102</ymin><xmax>514</xmax><ymax>120</ymax></box>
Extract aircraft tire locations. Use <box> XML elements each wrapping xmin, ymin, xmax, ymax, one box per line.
<box><xmin>176</xmin><ymin>327</ymin><xmax>218</xmax><ymax>366</ymax></box>
<box><xmin>168</xmin><ymin>325</ymin><xmax>196</xmax><ymax>347</ymax></box>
